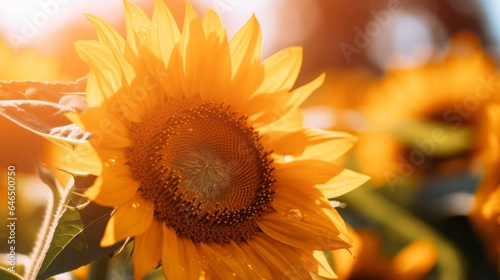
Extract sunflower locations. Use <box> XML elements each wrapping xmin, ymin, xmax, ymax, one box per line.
<box><xmin>65</xmin><ymin>0</ymin><xmax>368</xmax><ymax>279</ymax></box>
<box><xmin>300</xmin><ymin>68</ymin><xmax>376</xmax><ymax>133</ymax></box>
<box><xmin>331</xmin><ymin>228</ymin><xmax>437</xmax><ymax>280</ymax></box>
<box><xmin>470</xmin><ymin>103</ymin><xmax>500</xmax><ymax>272</ymax></box>
<box><xmin>359</xmin><ymin>32</ymin><xmax>499</xmax><ymax>185</ymax></box>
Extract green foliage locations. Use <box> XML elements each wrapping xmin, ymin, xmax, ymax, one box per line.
<box><xmin>36</xmin><ymin>202</ymin><xmax>123</xmax><ymax>280</ymax></box>
<box><xmin>0</xmin><ymin>78</ymin><xmax>89</xmax><ymax>150</ymax></box>
<box><xmin>392</xmin><ymin>119</ymin><xmax>472</xmax><ymax>158</ymax></box>
<box><xmin>0</xmin><ymin>267</ymin><xmax>23</xmax><ymax>280</ymax></box>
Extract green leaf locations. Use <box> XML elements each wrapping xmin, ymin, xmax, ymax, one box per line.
<box><xmin>391</xmin><ymin>119</ymin><xmax>472</xmax><ymax>157</ymax></box>
<box><xmin>0</xmin><ymin>99</ymin><xmax>90</xmax><ymax>150</ymax></box>
<box><xmin>0</xmin><ymin>77</ymin><xmax>89</xmax><ymax>151</ymax></box>
<box><xmin>36</xmin><ymin>202</ymin><xmax>123</xmax><ymax>280</ymax></box>
<box><xmin>67</xmin><ymin>175</ymin><xmax>98</xmax><ymax>210</ymax></box>
<box><xmin>0</xmin><ymin>77</ymin><xmax>87</xmax><ymax>101</ymax></box>
<box><xmin>0</xmin><ymin>267</ymin><xmax>23</xmax><ymax>280</ymax></box>
<box><xmin>37</xmin><ymin>163</ymin><xmax>97</xmax><ymax>203</ymax></box>
<box><xmin>340</xmin><ymin>186</ymin><xmax>465</xmax><ymax>280</ymax></box>
<box><xmin>37</xmin><ymin>164</ymin><xmax>62</xmax><ymax>198</ymax></box>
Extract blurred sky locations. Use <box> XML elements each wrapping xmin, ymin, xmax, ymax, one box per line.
<box><xmin>0</xmin><ymin>0</ymin><xmax>498</xmax><ymax>75</ymax></box>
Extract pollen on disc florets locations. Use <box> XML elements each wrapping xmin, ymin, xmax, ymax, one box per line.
<box><xmin>128</xmin><ymin>98</ymin><xmax>276</xmax><ymax>244</ymax></box>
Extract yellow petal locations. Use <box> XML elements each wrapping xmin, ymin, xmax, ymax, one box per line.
<box><xmin>85</xmin><ymin>13</ymin><xmax>124</xmax><ymax>50</ymax></box>
<box><xmin>227</xmin><ymin>15</ymin><xmax>263</xmax><ymax>107</ymax></box>
<box><xmin>229</xmin><ymin>14</ymin><xmax>262</xmax><ymax>80</ymax></box>
<box><xmin>101</xmin><ymin>194</ymin><xmax>154</xmax><ymax>247</ymax></box>
<box><xmin>267</xmin><ymin>128</ymin><xmax>356</xmax><ymax>162</ymax></box>
<box><xmin>161</xmin><ymin>43</ymin><xmax>186</xmax><ymax>99</ymax></box>
<box><xmin>85</xmin><ymin>14</ymin><xmax>135</xmax><ymax>85</ymax></box>
<box><xmin>258</xmin><ymin>108</ymin><xmax>304</xmax><ymax>134</ymax></box>
<box><xmin>258</xmin><ymin>210</ymin><xmax>351</xmax><ymax>251</ymax></box>
<box><xmin>124</xmin><ymin>0</ymin><xmax>151</xmax><ymax>54</ymax></box>
<box><xmin>274</xmin><ymin>160</ymin><xmax>343</xmax><ymax>186</ymax></box>
<box><xmin>392</xmin><ymin>238</ymin><xmax>438</xmax><ymax>278</ymax></box>
<box><xmin>66</xmin><ymin>107</ymin><xmax>130</xmax><ymax>148</ymax></box>
<box><xmin>254</xmin><ymin>46</ymin><xmax>302</xmax><ymax>95</ymax></box>
<box><xmin>180</xmin><ymin>237</ymin><xmax>202</xmax><ymax>279</ymax></box>
<box><xmin>181</xmin><ymin>0</ymin><xmax>207</xmax><ymax>98</ymax></box>
<box><xmin>311</xmin><ymin>273</ymin><xmax>335</xmax><ymax>280</ymax></box>
<box><xmin>202</xmin><ymin>9</ymin><xmax>225</xmax><ymax>37</ymax></box>
<box><xmin>482</xmin><ymin>187</ymin><xmax>500</xmax><ymax>219</ymax></box>
<box><xmin>92</xmin><ymin>146</ymin><xmax>129</xmax><ymax>167</ymax></box>
<box><xmin>75</xmin><ymin>41</ymin><xmax>122</xmax><ymax>106</ymax></box>
<box><xmin>198</xmin><ymin>10</ymin><xmax>231</xmax><ymax>102</ymax></box>
<box><xmin>110</xmin><ymin>86</ymin><xmax>146</xmax><ymax>122</ymax></box>
<box><xmin>286</xmin><ymin>72</ymin><xmax>325</xmax><ymax>110</ymax></box>
<box><xmin>268</xmin><ymin>191</ymin><xmax>353</xmax><ymax>251</ymax></box>
<box><xmin>199</xmin><ymin>242</ymin><xmax>247</xmax><ymax>279</ymax></box>
<box><xmin>247</xmin><ymin>73</ymin><xmax>324</xmax><ymax>127</ymax></box>
<box><xmin>84</xmin><ymin>164</ymin><xmax>139</xmax><ymax>206</ymax></box>
<box><xmin>44</xmin><ymin>140</ymin><xmax>102</xmax><ymax>176</ymax></box>
<box><xmin>247</xmin><ymin>235</ymin><xmax>312</xmax><ymax>279</ymax></box>
<box><xmin>318</xmin><ymin>169</ymin><xmax>370</xmax><ymax>198</ymax></box>
<box><xmin>323</xmin><ymin>207</ymin><xmax>352</xmax><ymax>246</ymax></box>
<box><xmin>298</xmin><ymin>136</ymin><xmax>354</xmax><ymax>163</ymax></box>
<box><xmin>150</xmin><ymin>0</ymin><xmax>181</xmax><ymax>64</ymax></box>
<box><xmin>313</xmin><ymin>251</ymin><xmax>337</xmax><ymax>279</ymax></box>
<box><xmin>162</xmin><ymin>225</ymin><xmax>185</xmax><ymax>279</ymax></box>
<box><xmin>133</xmin><ymin>221</ymin><xmax>163</xmax><ymax>280</ymax></box>
<box><xmin>329</xmin><ymin>226</ymin><xmax>360</xmax><ymax>279</ymax></box>
<box><xmin>243</xmin><ymin>90</ymin><xmax>288</xmax><ymax>126</ymax></box>
<box><xmin>272</xmin><ymin>186</ymin><xmax>331</xmax><ymax>215</ymax></box>
<box><xmin>230</xmin><ymin>241</ymin><xmax>272</xmax><ymax>280</ymax></box>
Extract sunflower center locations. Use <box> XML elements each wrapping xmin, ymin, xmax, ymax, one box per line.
<box><xmin>128</xmin><ymin>99</ymin><xmax>275</xmax><ymax>244</ymax></box>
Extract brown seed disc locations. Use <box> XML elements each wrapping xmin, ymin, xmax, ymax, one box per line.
<box><xmin>128</xmin><ymin>98</ymin><xmax>275</xmax><ymax>244</ymax></box>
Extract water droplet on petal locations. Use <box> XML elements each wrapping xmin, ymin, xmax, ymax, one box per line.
<box><xmin>287</xmin><ymin>209</ymin><xmax>303</xmax><ymax>221</ymax></box>
<box><xmin>284</xmin><ymin>155</ymin><xmax>294</xmax><ymax>162</ymax></box>
<box><xmin>104</xmin><ymin>158</ymin><xmax>116</xmax><ymax>168</ymax></box>
<box><xmin>330</xmin><ymin>200</ymin><xmax>346</xmax><ymax>208</ymax></box>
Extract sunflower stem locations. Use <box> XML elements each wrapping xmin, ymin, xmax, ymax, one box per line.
<box><xmin>25</xmin><ymin>178</ymin><xmax>74</xmax><ymax>280</ymax></box>
<box><xmin>341</xmin><ymin>186</ymin><xmax>465</xmax><ymax>280</ymax></box>
<box><xmin>88</xmin><ymin>257</ymin><xmax>110</xmax><ymax>280</ymax></box>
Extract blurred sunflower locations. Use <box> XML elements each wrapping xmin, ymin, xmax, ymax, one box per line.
<box><xmin>359</xmin><ymin>33</ymin><xmax>499</xmax><ymax>185</ymax></box>
<box><xmin>65</xmin><ymin>0</ymin><xmax>368</xmax><ymax>279</ymax></box>
<box><xmin>299</xmin><ymin>69</ymin><xmax>376</xmax><ymax>170</ymax></box>
<box><xmin>301</xmin><ymin>68</ymin><xmax>376</xmax><ymax>133</ymax></box>
<box><xmin>331</xmin><ymin>228</ymin><xmax>438</xmax><ymax>280</ymax></box>
<box><xmin>470</xmin><ymin>103</ymin><xmax>500</xmax><ymax>273</ymax></box>
<box><xmin>0</xmin><ymin>36</ymin><xmax>69</xmax><ymax>82</ymax></box>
